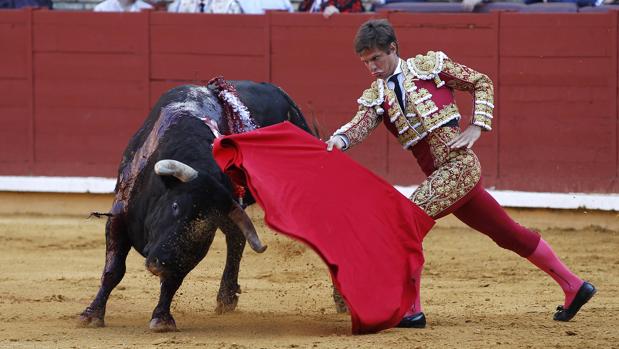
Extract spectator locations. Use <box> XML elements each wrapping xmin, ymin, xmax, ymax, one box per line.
<box><xmin>168</xmin><ymin>0</ymin><xmax>294</xmax><ymax>13</ymax></box>
<box><xmin>298</xmin><ymin>0</ymin><xmax>364</xmax><ymax>18</ymax></box>
<box><xmin>167</xmin><ymin>0</ymin><xmax>242</xmax><ymax>13</ymax></box>
<box><xmin>239</xmin><ymin>0</ymin><xmax>294</xmax><ymax>13</ymax></box>
<box><xmin>462</xmin><ymin>0</ymin><xmax>483</xmax><ymax>11</ymax></box>
<box><xmin>94</xmin><ymin>0</ymin><xmax>152</xmax><ymax>11</ymax></box>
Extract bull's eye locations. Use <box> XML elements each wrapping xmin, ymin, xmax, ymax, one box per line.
<box><xmin>172</xmin><ymin>202</ymin><xmax>179</xmax><ymax>215</ymax></box>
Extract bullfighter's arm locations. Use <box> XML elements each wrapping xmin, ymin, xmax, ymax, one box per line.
<box><xmin>438</xmin><ymin>55</ymin><xmax>494</xmax><ymax>131</ymax></box>
<box><xmin>329</xmin><ymin>83</ymin><xmax>384</xmax><ymax>151</ymax></box>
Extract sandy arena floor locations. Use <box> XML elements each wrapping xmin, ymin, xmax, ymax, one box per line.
<box><xmin>0</xmin><ymin>193</ymin><xmax>617</xmax><ymax>348</ymax></box>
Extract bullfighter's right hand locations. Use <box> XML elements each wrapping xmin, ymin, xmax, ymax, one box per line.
<box><xmin>326</xmin><ymin>136</ymin><xmax>345</xmax><ymax>152</ymax></box>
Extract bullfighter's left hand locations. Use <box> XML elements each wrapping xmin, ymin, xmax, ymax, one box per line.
<box><xmin>447</xmin><ymin>125</ymin><xmax>482</xmax><ymax>149</ymax></box>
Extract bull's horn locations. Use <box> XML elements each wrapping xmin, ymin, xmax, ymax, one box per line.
<box><xmin>154</xmin><ymin>160</ymin><xmax>198</xmax><ymax>182</ymax></box>
<box><xmin>227</xmin><ymin>202</ymin><xmax>267</xmax><ymax>253</ymax></box>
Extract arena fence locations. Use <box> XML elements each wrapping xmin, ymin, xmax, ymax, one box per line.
<box><xmin>0</xmin><ymin>9</ymin><xmax>617</xmax><ymax>196</ymax></box>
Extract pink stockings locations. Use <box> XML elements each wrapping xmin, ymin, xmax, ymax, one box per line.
<box><xmin>527</xmin><ymin>239</ymin><xmax>584</xmax><ymax>307</ymax></box>
<box><xmin>450</xmin><ymin>188</ymin><xmax>582</xmax><ymax>308</ymax></box>
<box><xmin>405</xmin><ymin>267</ymin><xmax>423</xmax><ymax>317</ymax></box>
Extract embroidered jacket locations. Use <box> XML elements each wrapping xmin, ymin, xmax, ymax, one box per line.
<box><xmin>332</xmin><ymin>51</ymin><xmax>494</xmax><ymax>150</ymax></box>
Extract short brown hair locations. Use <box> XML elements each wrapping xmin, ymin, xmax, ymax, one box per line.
<box><xmin>354</xmin><ymin>19</ymin><xmax>398</xmax><ymax>55</ymax></box>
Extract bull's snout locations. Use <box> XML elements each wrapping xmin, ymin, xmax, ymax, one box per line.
<box><xmin>145</xmin><ymin>256</ymin><xmax>167</xmax><ymax>276</ymax></box>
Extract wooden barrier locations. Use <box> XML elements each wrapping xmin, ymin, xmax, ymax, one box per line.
<box><xmin>0</xmin><ymin>9</ymin><xmax>617</xmax><ymax>193</ymax></box>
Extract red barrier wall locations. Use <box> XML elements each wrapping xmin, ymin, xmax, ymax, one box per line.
<box><xmin>0</xmin><ymin>9</ymin><xmax>617</xmax><ymax>193</ymax></box>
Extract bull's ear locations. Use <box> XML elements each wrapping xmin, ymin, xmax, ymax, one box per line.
<box><xmin>154</xmin><ymin>160</ymin><xmax>198</xmax><ymax>182</ymax></box>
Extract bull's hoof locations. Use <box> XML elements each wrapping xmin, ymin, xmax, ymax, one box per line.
<box><xmin>77</xmin><ymin>313</ymin><xmax>105</xmax><ymax>328</ymax></box>
<box><xmin>77</xmin><ymin>308</ymin><xmax>105</xmax><ymax>328</ymax></box>
<box><xmin>149</xmin><ymin>317</ymin><xmax>178</xmax><ymax>332</ymax></box>
<box><xmin>215</xmin><ymin>295</ymin><xmax>239</xmax><ymax>314</ymax></box>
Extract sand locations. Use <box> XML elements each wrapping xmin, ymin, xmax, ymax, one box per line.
<box><xmin>0</xmin><ymin>193</ymin><xmax>617</xmax><ymax>348</ymax></box>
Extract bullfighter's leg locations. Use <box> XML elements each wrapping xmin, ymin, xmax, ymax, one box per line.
<box><xmin>215</xmin><ymin>220</ymin><xmax>246</xmax><ymax>314</ymax></box>
<box><xmin>78</xmin><ymin>215</ymin><xmax>131</xmax><ymax>327</ymax></box>
<box><xmin>400</xmin><ymin>127</ymin><xmax>483</xmax><ymax>327</ymax></box>
<box><xmin>411</xmin><ymin>127</ymin><xmax>594</xmax><ymax>322</ymax></box>
<box><xmin>452</xmin><ymin>190</ymin><xmax>595</xmax><ymax>321</ymax></box>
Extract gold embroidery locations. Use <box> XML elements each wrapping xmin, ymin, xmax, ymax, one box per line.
<box><xmin>423</xmin><ymin>103</ymin><xmax>460</xmax><ymax>132</ymax></box>
<box><xmin>407</xmin><ymin>51</ymin><xmax>447</xmax><ymax>87</ymax></box>
<box><xmin>475</xmin><ymin>103</ymin><xmax>493</xmax><ymax>117</ymax></box>
<box><xmin>410</xmin><ymin>88</ymin><xmax>431</xmax><ymax>105</ymax></box>
<box><xmin>442</xmin><ymin>57</ymin><xmax>494</xmax><ymax>130</ymax></box>
<box><xmin>402</xmin><ymin>63</ymin><xmax>419</xmax><ymax>94</ymax></box>
<box><xmin>473</xmin><ymin>118</ymin><xmax>492</xmax><ymax>131</ymax></box>
<box><xmin>410</xmin><ymin>51</ymin><xmax>444</xmax><ymax>78</ymax></box>
<box><xmin>445</xmin><ymin>79</ymin><xmax>473</xmax><ymax>92</ymax></box>
<box><xmin>337</xmin><ymin>53</ymin><xmax>494</xmax><ymax>150</ymax></box>
<box><xmin>357</xmin><ymin>81</ymin><xmax>384</xmax><ymax>107</ymax></box>
<box><xmin>415</xmin><ymin>100</ymin><xmax>438</xmax><ymax>118</ymax></box>
<box><xmin>333</xmin><ymin>106</ymin><xmax>381</xmax><ymax>148</ymax></box>
<box><xmin>410</xmin><ymin>127</ymin><xmax>481</xmax><ymax>218</ymax></box>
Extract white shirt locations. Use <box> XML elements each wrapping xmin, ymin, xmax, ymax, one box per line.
<box><xmin>94</xmin><ymin>0</ymin><xmax>153</xmax><ymax>12</ymax></box>
<box><xmin>239</xmin><ymin>0</ymin><xmax>293</xmax><ymax>14</ymax></box>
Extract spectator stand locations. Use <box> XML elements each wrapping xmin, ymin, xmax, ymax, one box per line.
<box><xmin>375</xmin><ymin>1</ymin><xmax>469</xmax><ymax>13</ymax></box>
<box><xmin>0</xmin><ymin>0</ymin><xmax>52</xmax><ymax>8</ymax></box>
<box><xmin>374</xmin><ymin>0</ymin><xmax>618</xmax><ymax>13</ymax></box>
<box><xmin>579</xmin><ymin>2</ymin><xmax>619</xmax><ymax>10</ymax></box>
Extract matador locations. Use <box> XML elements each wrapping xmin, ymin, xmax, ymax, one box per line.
<box><xmin>326</xmin><ymin>19</ymin><xmax>595</xmax><ymax>328</ymax></box>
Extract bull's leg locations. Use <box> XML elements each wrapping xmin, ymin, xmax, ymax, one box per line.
<box><xmin>78</xmin><ymin>215</ymin><xmax>131</xmax><ymax>327</ymax></box>
<box><xmin>332</xmin><ymin>285</ymin><xmax>349</xmax><ymax>314</ymax></box>
<box><xmin>149</xmin><ymin>275</ymin><xmax>185</xmax><ymax>332</ymax></box>
<box><xmin>215</xmin><ymin>221</ymin><xmax>246</xmax><ymax>314</ymax></box>
<box><xmin>148</xmin><ymin>228</ymin><xmax>217</xmax><ymax>332</ymax></box>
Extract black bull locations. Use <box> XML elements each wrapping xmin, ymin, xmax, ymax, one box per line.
<box><xmin>78</xmin><ymin>82</ymin><xmax>314</xmax><ymax>332</ymax></box>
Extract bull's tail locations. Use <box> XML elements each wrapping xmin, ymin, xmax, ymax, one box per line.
<box><xmin>277</xmin><ymin>86</ymin><xmax>322</xmax><ymax>140</ymax></box>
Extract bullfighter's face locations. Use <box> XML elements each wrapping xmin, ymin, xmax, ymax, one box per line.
<box><xmin>359</xmin><ymin>43</ymin><xmax>399</xmax><ymax>80</ymax></box>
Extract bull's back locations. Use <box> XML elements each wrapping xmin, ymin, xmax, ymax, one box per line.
<box><xmin>233</xmin><ymin>81</ymin><xmax>312</xmax><ymax>134</ymax></box>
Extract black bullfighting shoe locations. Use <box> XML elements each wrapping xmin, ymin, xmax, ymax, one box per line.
<box><xmin>553</xmin><ymin>281</ymin><xmax>596</xmax><ymax>321</ymax></box>
<box><xmin>396</xmin><ymin>312</ymin><xmax>426</xmax><ymax>328</ymax></box>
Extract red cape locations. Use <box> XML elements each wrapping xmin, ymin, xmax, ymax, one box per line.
<box><xmin>213</xmin><ymin>122</ymin><xmax>434</xmax><ymax>334</ymax></box>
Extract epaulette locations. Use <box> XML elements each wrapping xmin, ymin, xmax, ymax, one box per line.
<box><xmin>407</xmin><ymin>51</ymin><xmax>447</xmax><ymax>80</ymax></box>
<box><xmin>357</xmin><ymin>80</ymin><xmax>385</xmax><ymax>108</ymax></box>
<box><xmin>407</xmin><ymin>51</ymin><xmax>447</xmax><ymax>87</ymax></box>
